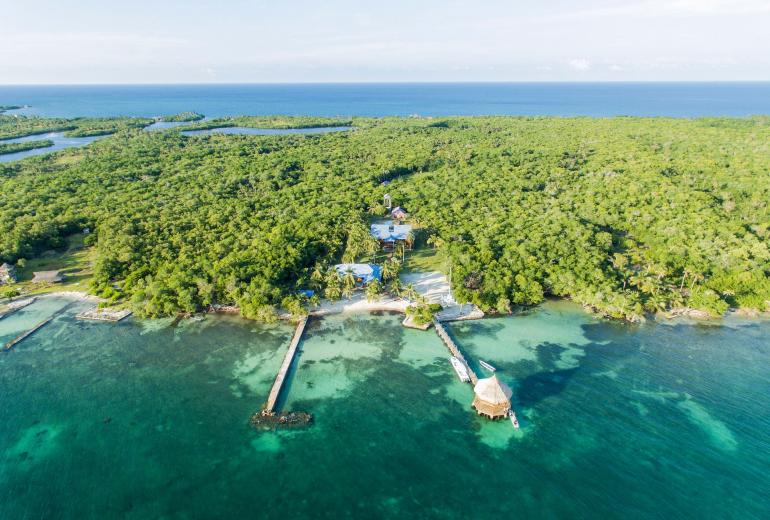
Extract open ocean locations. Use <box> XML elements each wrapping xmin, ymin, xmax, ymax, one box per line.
<box><xmin>2</xmin><ymin>82</ymin><xmax>770</xmax><ymax>118</ymax></box>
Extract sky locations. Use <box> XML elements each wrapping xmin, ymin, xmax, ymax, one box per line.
<box><xmin>2</xmin><ymin>0</ymin><xmax>770</xmax><ymax>84</ymax></box>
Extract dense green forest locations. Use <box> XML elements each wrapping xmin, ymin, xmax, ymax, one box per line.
<box><xmin>0</xmin><ymin>115</ymin><xmax>153</xmax><ymax>139</ymax></box>
<box><xmin>159</xmin><ymin>112</ymin><xmax>205</xmax><ymax>122</ymax></box>
<box><xmin>0</xmin><ymin>139</ymin><xmax>54</xmax><ymax>155</ymax></box>
<box><xmin>184</xmin><ymin>115</ymin><xmax>354</xmax><ymax>131</ymax></box>
<box><xmin>2</xmin><ymin>116</ymin><xmax>769</xmax><ymax>321</ymax></box>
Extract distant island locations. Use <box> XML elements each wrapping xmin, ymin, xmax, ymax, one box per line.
<box><xmin>1</xmin><ymin>113</ymin><xmax>769</xmax><ymax>322</ymax></box>
<box><xmin>159</xmin><ymin>111</ymin><xmax>205</xmax><ymax>122</ymax></box>
<box><xmin>0</xmin><ymin>105</ymin><xmax>26</xmax><ymax>114</ymax></box>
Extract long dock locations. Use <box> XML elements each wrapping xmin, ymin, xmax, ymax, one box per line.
<box><xmin>3</xmin><ymin>302</ymin><xmax>75</xmax><ymax>352</ymax></box>
<box><xmin>433</xmin><ymin>319</ymin><xmax>478</xmax><ymax>385</ymax></box>
<box><xmin>0</xmin><ymin>297</ymin><xmax>36</xmax><ymax>320</ymax></box>
<box><xmin>263</xmin><ymin>316</ymin><xmax>309</xmax><ymax>414</ymax></box>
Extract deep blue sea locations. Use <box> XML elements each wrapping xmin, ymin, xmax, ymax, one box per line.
<box><xmin>2</xmin><ymin>83</ymin><xmax>770</xmax><ymax>118</ymax></box>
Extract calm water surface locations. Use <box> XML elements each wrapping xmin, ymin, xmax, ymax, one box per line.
<box><xmin>2</xmin><ymin>83</ymin><xmax>770</xmax><ymax>118</ymax></box>
<box><xmin>1</xmin><ymin>298</ymin><xmax>768</xmax><ymax>519</ymax></box>
<box><xmin>0</xmin><ymin>133</ymin><xmax>103</xmax><ymax>163</ymax></box>
<box><xmin>181</xmin><ymin>126</ymin><xmax>352</xmax><ymax>137</ymax></box>
<box><xmin>0</xmin><ymin>125</ymin><xmax>353</xmax><ymax>163</ymax></box>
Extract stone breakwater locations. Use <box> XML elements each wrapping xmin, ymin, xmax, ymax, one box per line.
<box><xmin>250</xmin><ymin>411</ymin><xmax>313</xmax><ymax>430</ymax></box>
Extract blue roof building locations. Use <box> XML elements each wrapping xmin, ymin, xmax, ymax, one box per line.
<box><xmin>370</xmin><ymin>223</ymin><xmax>412</xmax><ymax>243</ymax></box>
<box><xmin>334</xmin><ymin>263</ymin><xmax>382</xmax><ymax>285</ymax></box>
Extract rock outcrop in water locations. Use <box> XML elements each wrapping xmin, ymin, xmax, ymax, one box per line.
<box><xmin>250</xmin><ymin>411</ymin><xmax>313</xmax><ymax>431</ymax></box>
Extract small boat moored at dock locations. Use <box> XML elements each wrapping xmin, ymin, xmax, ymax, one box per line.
<box><xmin>449</xmin><ymin>356</ymin><xmax>471</xmax><ymax>383</ymax></box>
<box><xmin>509</xmin><ymin>410</ymin><xmax>520</xmax><ymax>429</ymax></box>
<box><xmin>479</xmin><ymin>359</ymin><xmax>496</xmax><ymax>372</ymax></box>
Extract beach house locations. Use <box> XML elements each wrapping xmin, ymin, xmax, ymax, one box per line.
<box><xmin>334</xmin><ymin>263</ymin><xmax>382</xmax><ymax>287</ymax></box>
<box><xmin>370</xmin><ymin>223</ymin><xmax>413</xmax><ymax>252</ymax></box>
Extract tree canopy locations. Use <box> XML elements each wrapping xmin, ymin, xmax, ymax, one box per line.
<box><xmin>2</xmin><ymin>115</ymin><xmax>769</xmax><ymax>320</ymax></box>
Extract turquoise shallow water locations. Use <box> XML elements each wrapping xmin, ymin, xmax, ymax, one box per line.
<box><xmin>1</xmin><ymin>298</ymin><xmax>769</xmax><ymax>519</ymax></box>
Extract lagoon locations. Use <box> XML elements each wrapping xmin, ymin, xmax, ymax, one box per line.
<box><xmin>0</xmin><ymin>132</ymin><xmax>104</xmax><ymax>163</ymax></box>
<box><xmin>0</xmin><ymin>125</ymin><xmax>353</xmax><ymax>163</ymax></box>
<box><xmin>181</xmin><ymin>126</ymin><xmax>353</xmax><ymax>137</ymax></box>
<box><xmin>1</xmin><ymin>298</ymin><xmax>769</xmax><ymax>518</ymax></box>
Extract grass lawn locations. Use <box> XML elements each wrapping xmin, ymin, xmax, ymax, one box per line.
<box><xmin>402</xmin><ymin>246</ymin><xmax>448</xmax><ymax>274</ymax></box>
<box><xmin>366</xmin><ymin>216</ymin><xmax>449</xmax><ymax>274</ymax></box>
<box><xmin>10</xmin><ymin>234</ymin><xmax>96</xmax><ymax>296</ymax></box>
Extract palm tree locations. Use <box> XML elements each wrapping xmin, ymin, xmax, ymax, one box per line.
<box><xmin>342</xmin><ymin>268</ymin><xmax>356</xmax><ymax>299</ymax></box>
<box><xmin>389</xmin><ymin>277</ymin><xmax>403</xmax><ymax>297</ymax></box>
<box><xmin>689</xmin><ymin>272</ymin><xmax>704</xmax><ymax>292</ymax></box>
<box><xmin>325</xmin><ymin>267</ymin><xmax>340</xmax><ymax>287</ymax></box>
<box><xmin>324</xmin><ymin>267</ymin><xmax>342</xmax><ymax>300</ymax></box>
<box><xmin>381</xmin><ymin>259</ymin><xmax>401</xmax><ymax>281</ymax></box>
<box><xmin>310</xmin><ymin>263</ymin><xmax>325</xmax><ymax>290</ymax></box>
<box><xmin>365</xmin><ymin>279</ymin><xmax>383</xmax><ymax>302</ymax></box>
<box><xmin>324</xmin><ymin>284</ymin><xmax>342</xmax><ymax>300</ymax></box>
<box><xmin>427</xmin><ymin>234</ymin><xmax>445</xmax><ymax>249</ymax></box>
<box><xmin>644</xmin><ymin>293</ymin><xmax>667</xmax><ymax>313</ymax></box>
<box><xmin>395</xmin><ymin>243</ymin><xmax>405</xmax><ymax>263</ymax></box>
<box><xmin>403</xmin><ymin>283</ymin><xmax>418</xmax><ymax>302</ymax></box>
<box><xmin>367</xmin><ymin>203</ymin><xmax>385</xmax><ymax>216</ymax></box>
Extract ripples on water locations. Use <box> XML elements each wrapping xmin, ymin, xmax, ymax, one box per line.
<box><xmin>1</xmin><ymin>298</ymin><xmax>768</xmax><ymax>518</ymax></box>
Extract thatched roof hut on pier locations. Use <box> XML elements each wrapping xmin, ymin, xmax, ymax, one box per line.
<box><xmin>472</xmin><ymin>375</ymin><xmax>512</xmax><ymax>419</ymax></box>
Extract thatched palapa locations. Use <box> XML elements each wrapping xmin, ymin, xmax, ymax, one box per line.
<box><xmin>472</xmin><ymin>375</ymin><xmax>512</xmax><ymax>419</ymax></box>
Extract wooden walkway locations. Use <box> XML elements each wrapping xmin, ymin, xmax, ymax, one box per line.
<box><xmin>263</xmin><ymin>316</ymin><xmax>309</xmax><ymax>414</ymax></box>
<box><xmin>0</xmin><ymin>298</ymin><xmax>36</xmax><ymax>321</ymax></box>
<box><xmin>3</xmin><ymin>302</ymin><xmax>75</xmax><ymax>352</ymax></box>
<box><xmin>433</xmin><ymin>319</ymin><xmax>478</xmax><ymax>385</ymax></box>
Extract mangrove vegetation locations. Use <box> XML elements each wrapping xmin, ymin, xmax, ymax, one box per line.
<box><xmin>1</xmin><ymin>115</ymin><xmax>769</xmax><ymax>321</ymax></box>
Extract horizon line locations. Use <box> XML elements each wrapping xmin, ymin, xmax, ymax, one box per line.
<box><xmin>2</xmin><ymin>80</ymin><xmax>770</xmax><ymax>88</ymax></box>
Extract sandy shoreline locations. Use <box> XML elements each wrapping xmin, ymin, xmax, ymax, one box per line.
<box><xmin>5</xmin><ymin>289</ymin><xmax>767</xmax><ymax>323</ymax></box>
<box><xmin>309</xmin><ymin>293</ymin><xmax>409</xmax><ymax>317</ymax></box>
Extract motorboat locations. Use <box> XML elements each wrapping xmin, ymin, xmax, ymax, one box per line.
<box><xmin>449</xmin><ymin>356</ymin><xmax>471</xmax><ymax>383</ymax></box>
<box><xmin>509</xmin><ymin>410</ymin><xmax>520</xmax><ymax>429</ymax></box>
<box><xmin>479</xmin><ymin>359</ymin><xmax>496</xmax><ymax>372</ymax></box>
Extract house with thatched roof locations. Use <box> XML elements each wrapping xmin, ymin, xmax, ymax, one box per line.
<box><xmin>472</xmin><ymin>375</ymin><xmax>512</xmax><ymax>419</ymax></box>
<box><xmin>0</xmin><ymin>263</ymin><xmax>17</xmax><ymax>284</ymax></box>
<box><xmin>32</xmin><ymin>270</ymin><xmax>64</xmax><ymax>283</ymax></box>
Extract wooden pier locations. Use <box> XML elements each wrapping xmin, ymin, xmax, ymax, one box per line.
<box><xmin>262</xmin><ymin>316</ymin><xmax>309</xmax><ymax>414</ymax></box>
<box><xmin>0</xmin><ymin>297</ymin><xmax>36</xmax><ymax>320</ymax></box>
<box><xmin>3</xmin><ymin>302</ymin><xmax>75</xmax><ymax>352</ymax></box>
<box><xmin>433</xmin><ymin>319</ymin><xmax>478</xmax><ymax>385</ymax></box>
